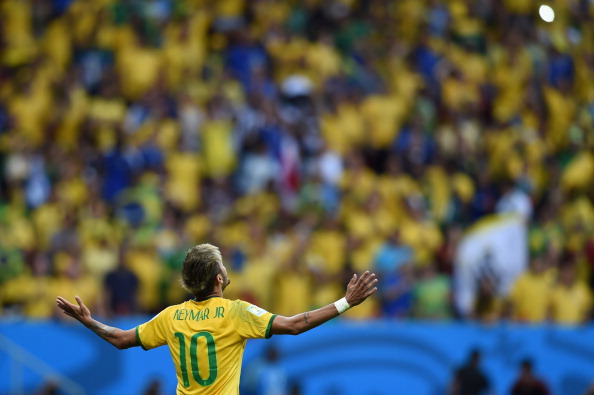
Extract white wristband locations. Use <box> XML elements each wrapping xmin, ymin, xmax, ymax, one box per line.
<box><xmin>334</xmin><ymin>297</ymin><xmax>351</xmax><ymax>314</ymax></box>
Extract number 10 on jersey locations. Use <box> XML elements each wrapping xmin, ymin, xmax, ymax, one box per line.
<box><xmin>174</xmin><ymin>331</ymin><xmax>218</xmax><ymax>386</ymax></box>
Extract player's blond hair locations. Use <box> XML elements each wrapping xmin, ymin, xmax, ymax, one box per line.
<box><xmin>180</xmin><ymin>244</ymin><xmax>223</xmax><ymax>298</ymax></box>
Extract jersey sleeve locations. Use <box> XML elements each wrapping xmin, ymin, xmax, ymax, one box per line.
<box><xmin>230</xmin><ymin>300</ymin><xmax>277</xmax><ymax>339</ymax></box>
<box><xmin>136</xmin><ymin>307</ymin><xmax>171</xmax><ymax>350</ymax></box>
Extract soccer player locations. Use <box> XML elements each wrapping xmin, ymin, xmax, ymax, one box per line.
<box><xmin>56</xmin><ymin>243</ymin><xmax>378</xmax><ymax>394</ymax></box>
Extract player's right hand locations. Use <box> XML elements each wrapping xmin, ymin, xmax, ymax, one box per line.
<box><xmin>56</xmin><ymin>296</ymin><xmax>92</xmax><ymax>326</ymax></box>
<box><xmin>345</xmin><ymin>271</ymin><xmax>378</xmax><ymax>307</ymax></box>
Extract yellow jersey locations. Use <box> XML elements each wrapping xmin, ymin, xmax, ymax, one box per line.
<box><xmin>508</xmin><ymin>271</ymin><xmax>553</xmax><ymax>323</ymax></box>
<box><xmin>136</xmin><ymin>297</ymin><xmax>277</xmax><ymax>395</ymax></box>
<box><xmin>549</xmin><ymin>282</ymin><xmax>592</xmax><ymax>325</ymax></box>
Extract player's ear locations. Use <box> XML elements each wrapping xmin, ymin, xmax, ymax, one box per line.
<box><xmin>216</xmin><ymin>273</ymin><xmax>223</xmax><ymax>284</ymax></box>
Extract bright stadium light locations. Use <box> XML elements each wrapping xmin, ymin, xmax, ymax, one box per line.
<box><xmin>539</xmin><ymin>5</ymin><xmax>555</xmax><ymax>22</ymax></box>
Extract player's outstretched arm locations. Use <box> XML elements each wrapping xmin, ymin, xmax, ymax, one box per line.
<box><xmin>270</xmin><ymin>271</ymin><xmax>378</xmax><ymax>336</ymax></box>
<box><xmin>56</xmin><ymin>296</ymin><xmax>138</xmax><ymax>350</ymax></box>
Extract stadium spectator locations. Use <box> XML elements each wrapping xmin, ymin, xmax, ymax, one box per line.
<box><xmin>2</xmin><ymin>251</ymin><xmax>53</xmax><ymax>318</ymax></box>
<box><xmin>373</xmin><ymin>231</ymin><xmax>413</xmax><ymax>274</ymax></box>
<box><xmin>449</xmin><ymin>349</ymin><xmax>491</xmax><ymax>395</ymax></box>
<box><xmin>377</xmin><ymin>262</ymin><xmax>414</xmax><ymax>319</ymax></box>
<box><xmin>104</xmin><ymin>249</ymin><xmax>139</xmax><ymax>316</ymax></box>
<box><xmin>507</xmin><ymin>256</ymin><xmax>554</xmax><ymax>323</ymax></box>
<box><xmin>413</xmin><ymin>263</ymin><xmax>452</xmax><ymax>320</ymax></box>
<box><xmin>548</xmin><ymin>263</ymin><xmax>592</xmax><ymax>325</ymax></box>
<box><xmin>289</xmin><ymin>382</ymin><xmax>302</xmax><ymax>395</ymax></box>
<box><xmin>38</xmin><ymin>380</ymin><xmax>58</xmax><ymax>395</ymax></box>
<box><xmin>436</xmin><ymin>226</ymin><xmax>462</xmax><ymax>275</ymax></box>
<box><xmin>243</xmin><ymin>345</ymin><xmax>290</xmax><ymax>395</ymax></box>
<box><xmin>510</xmin><ymin>358</ymin><xmax>550</xmax><ymax>395</ymax></box>
<box><xmin>142</xmin><ymin>379</ymin><xmax>164</xmax><ymax>395</ymax></box>
<box><xmin>473</xmin><ymin>273</ymin><xmax>503</xmax><ymax>324</ymax></box>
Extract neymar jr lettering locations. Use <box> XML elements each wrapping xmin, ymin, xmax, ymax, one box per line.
<box><xmin>173</xmin><ymin>307</ymin><xmax>225</xmax><ymax>321</ymax></box>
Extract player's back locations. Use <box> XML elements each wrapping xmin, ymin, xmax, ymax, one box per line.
<box><xmin>136</xmin><ymin>296</ymin><xmax>276</xmax><ymax>395</ymax></box>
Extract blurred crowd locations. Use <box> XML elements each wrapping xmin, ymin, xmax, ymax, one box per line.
<box><xmin>0</xmin><ymin>0</ymin><xmax>593</xmax><ymax>324</ymax></box>
<box><xmin>449</xmin><ymin>349</ymin><xmax>552</xmax><ymax>395</ymax></box>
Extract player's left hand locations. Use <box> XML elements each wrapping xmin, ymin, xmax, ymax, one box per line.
<box><xmin>345</xmin><ymin>271</ymin><xmax>378</xmax><ymax>307</ymax></box>
<box><xmin>56</xmin><ymin>296</ymin><xmax>92</xmax><ymax>326</ymax></box>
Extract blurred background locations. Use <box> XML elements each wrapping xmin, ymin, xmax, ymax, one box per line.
<box><xmin>0</xmin><ymin>0</ymin><xmax>594</xmax><ymax>394</ymax></box>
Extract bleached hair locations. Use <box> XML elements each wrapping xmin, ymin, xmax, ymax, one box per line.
<box><xmin>180</xmin><ymin>244</ymin><xmax>223</xmax><ymax>298</ymax></box>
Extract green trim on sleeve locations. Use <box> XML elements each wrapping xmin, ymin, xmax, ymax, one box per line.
<box><xmin>136</xmin><ymin>326</ymin><xmax>148</xmax><ymax>351</ymax></box>
<box><xmin>265</xmin><ymin>314</ymin><xmax>277</xmax><ymax>339</ymax></box>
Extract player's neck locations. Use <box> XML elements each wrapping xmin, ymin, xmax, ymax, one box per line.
<box><xmin>203</xmin><ymin>286</ymin><xmax>224</xmax><ymax>300</ymax></box>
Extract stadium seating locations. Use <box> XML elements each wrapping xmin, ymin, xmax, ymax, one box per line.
<box><xmin>1</xmin><ymin>0</ymin><xmax>593</xmax><ymax>325</ymax></box>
